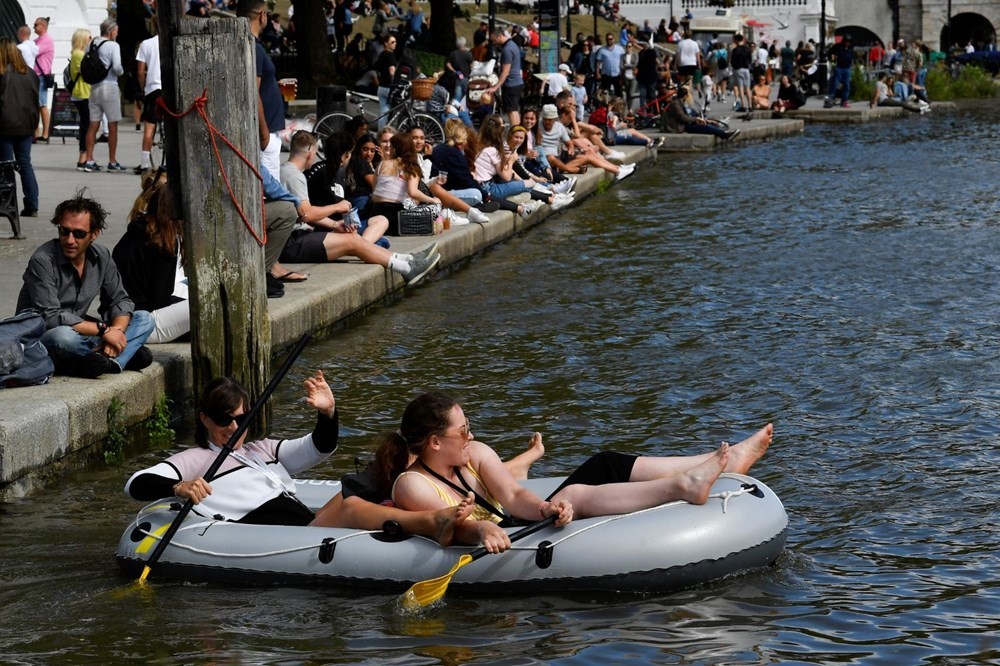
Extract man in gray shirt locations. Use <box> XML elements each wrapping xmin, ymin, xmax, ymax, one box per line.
<box><xmin>17</xmin><ymin>195</ymin><xmax>153</xmax><ymax>378</ymax></box>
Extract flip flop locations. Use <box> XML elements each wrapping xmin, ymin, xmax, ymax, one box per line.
<box><xmin>275</xmin><ymin>271</ymin><xmax>309</xmax><ymax>283</ymax></box>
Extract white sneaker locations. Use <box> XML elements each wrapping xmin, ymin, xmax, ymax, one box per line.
<box><xmin>616</xmin><ymin>163</ymin><xmax>636</xmax><ymax>180</ymax></box>
<box><xmin>606</xmin><ymin>150</ymin><xmax>626</xmax><ymax>162</ymax></box>
<box><xmin>551</xmin><ymin>194</ymin><xmax>574</xmax><ymax>211</ymax></box>
<box><xmin>467</xmin><ymin>208</ymin><xmax>489</xmax><ymax>224</ymax></box>
<box><xmin>532</xmin><ymin>184</ymin><xmax>553</xmax><ymax>196</ymax></box>
<box><xmin>450</xmin><ymin>214</ymin><xmax>471</xmax><ymax>225</ymax></box>
<box><xmin>553</xmin><ymin>180</ymin><xmax>574</xmax><ymax>195</ymax></box>
<box><xmin>520</xmin><ymin>202</ymin><xmax>538</xmax><ymax>217</ymax></box>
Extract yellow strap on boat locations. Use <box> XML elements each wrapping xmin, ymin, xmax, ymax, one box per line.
<box><xmin>135</xmin><ymin>524</ymin><xmax>171</xmax><ymax>555</ymax></box>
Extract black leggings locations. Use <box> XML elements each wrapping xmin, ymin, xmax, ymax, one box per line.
<box><xmin>546</xmin><ymin>451</ymin><xmax>638</xmax><ymax>500</ymax></box>
<box><xmin>74</xmin><ymin>100</ymin><xmax>90</xmax><ymax>154</ymax></box>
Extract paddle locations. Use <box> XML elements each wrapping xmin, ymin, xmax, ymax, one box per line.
<box><xmin>137</xmin><ymin>334</ymin><xmax>311</xmax><ymax>585</ymax></box>
<box><xmin>400</xmin><ymin>514</ymin><xmax>557</xmax><ymax>610</ymax></box>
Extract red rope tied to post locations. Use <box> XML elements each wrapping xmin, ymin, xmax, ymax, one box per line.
<box><xmin>156</xmin><ymin>89</ymin><xmax>267</xmax><ymax>246</ymax></box>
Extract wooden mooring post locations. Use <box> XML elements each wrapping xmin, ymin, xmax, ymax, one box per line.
<box><xmin>157</xmin><ymin>7</ymin><xmax>271</xmax><ymax>428</ymax></box>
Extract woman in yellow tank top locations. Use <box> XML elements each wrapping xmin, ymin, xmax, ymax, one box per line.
<box><xmin>386</xmin><ymin>391</ymin><xmax>773</xmax><ymax>553</ymax></box>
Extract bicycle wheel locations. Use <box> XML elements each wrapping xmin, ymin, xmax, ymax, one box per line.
<box><xmin>312</xmin><ymin>112</ymin><xmax>353</xmax><ymax>141</ymax></box>
<box><xmin>400</xmin><ymin>113</ymin><xmax>445</xmax><ymax>145</ymax></box>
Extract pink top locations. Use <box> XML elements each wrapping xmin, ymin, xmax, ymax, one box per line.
<box><xmin>34</xmin><ymin>33</ymin><xmax>54</xmax><ymax>76</ymax></box>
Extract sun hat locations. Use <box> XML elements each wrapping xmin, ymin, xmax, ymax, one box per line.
<box><xmin>541</xmin><ymin>104</ymin><xmax>559</xmax><ymax>119</ymax></box>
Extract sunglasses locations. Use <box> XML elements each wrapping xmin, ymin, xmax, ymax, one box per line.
<box><xmin>207</xmin><ymin>411</ymin><xmax>251</xmax><ymax>428</ymax></box>
<box><xmin>58</xmin><ymin>227</ymin><xmax>90</xmax><ymax>239</ymax></box>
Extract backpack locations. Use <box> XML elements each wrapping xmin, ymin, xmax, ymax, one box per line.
<box><xmin>715</xmin><ymin>49</ymin><xmax>728</xmax><ymax>70</ymax></box>
<box><xmin>80</xmin><ymin>40</ymin><xmax>110</xmax><ymax>85</ymax></box>
<box><xmin>63</xmin><ymin>62</ymin><xmax>79</xmax><ymax>90</ymax></box>
<box><xmin>0</xmin><ymin>311</ymin><xmax>54</xmax><ymax>388</ymax></box>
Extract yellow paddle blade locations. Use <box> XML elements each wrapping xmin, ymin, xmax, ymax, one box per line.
<box><xmin>138</xmin><ymin>565</ymin><xmax>152</xmax><ymax>585</ymax></box>
<box><xmin>400</xmin><ymin>553</ymin><xmax>474</xmax><ymax>611</ymax></box>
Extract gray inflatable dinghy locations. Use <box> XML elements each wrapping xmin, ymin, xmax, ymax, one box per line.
<box><xmin>116</xmin><ymin>473</ymin><xmax>787</xmax><ymax>594</ymax></box>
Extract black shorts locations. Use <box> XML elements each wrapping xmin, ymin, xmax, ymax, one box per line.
<box><xmin>141</xmin><ymin>90</ymin><xmax>163</xmax><ymax>124</ymax></box>
<box><xmin>279</xmin><ymin>228</ymin><xmax>328</xmax><ymax>263</ymax></box>
<box><xmin>546</xmin><ymin>451</ymin><xmax>638</xmax><ymax>499</ymax></box>
<box><xmin>679</xmin><ymin>65</ymin><xmax>697</xmax><ymax>77</ymax></box>
<box><xmin>500</xmin><ymin>84</ymin><xmax>524</xmax><ymax>113</ymax></box>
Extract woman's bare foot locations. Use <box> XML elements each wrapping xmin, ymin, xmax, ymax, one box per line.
<box><xmin>432</xmin><ymin>492</ymin><xmax>475</xmax><ymax>546</ymax></box>
<box><xmin>503</xmin><ymin>432</ymin><xmax>545</xmax><ymax>480</ymax></box>
<box><xmin>725</xmin><ymin>424</ymin><xmax>773</xmax><ymax>475</ymax></box>
<box><xmin>677</xmin><ymin>442</ymin><xmax>729</xmax><ymax>505</ymax></box>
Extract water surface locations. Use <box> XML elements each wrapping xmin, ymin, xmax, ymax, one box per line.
<box><xmin>2</xmin><ymin>102</ymin><xmax>998</xmax><ymax>664</ymax></box>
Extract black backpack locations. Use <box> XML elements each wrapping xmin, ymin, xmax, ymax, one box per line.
<box><xmin>80</xmin><ymin>40</ymin><xmax>110</xmax><ymax>85</ymax></box>
<box><xmin>0</xmin><ymin>311</ymin><xmax>54</xmax><ymax>388</ymax></box>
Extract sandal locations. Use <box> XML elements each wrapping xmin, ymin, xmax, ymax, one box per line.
<box><xmin>275</xmin><ymin>271</ymin><xmax>309</xmax><ymax>283</ymax></box>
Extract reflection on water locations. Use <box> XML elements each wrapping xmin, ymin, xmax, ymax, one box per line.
<box><xmin>2</xmin><ymin>102</ymin><xmax>1000</xmax><ymax>663</ymax></box>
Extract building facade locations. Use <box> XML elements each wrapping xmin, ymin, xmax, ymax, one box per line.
<box><xmin>1</xmin><ymin>0</ymin><xmax>110</xmax><ymax>73</ymax></box>
<box><xmin>617</xmin><ymin>0</ymin><xmax>997</xmax><ymax>52</ymax></box>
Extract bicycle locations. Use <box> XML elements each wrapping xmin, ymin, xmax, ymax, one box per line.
<box><xmin>313</xmin><ymin>83</ymin><xmax>444</xmax><ymax>145</ymax></box>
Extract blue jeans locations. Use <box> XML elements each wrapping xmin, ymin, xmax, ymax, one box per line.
<box><xmin>0</xmin><ymin>134</ymin><xmax>39</xmax><ymax>211</ymax></box>
<box><xmin>447</xmin><ymin>187</ymin><xmax>482</xmax><ymax>206</ymax></box>
<box><xmin>41</xmin><ymin>311</ymin><xmax>154</xmax><ymax>371</ymax></box>
<box><xmin>480</xmin><ymin>179</ymin><xmax>530</xmax><ymax>200</ymax></box>
<box><xmin>827</xmin><ymin>66</ymin><xmax>851</xmax><ymax>104</ymax></box>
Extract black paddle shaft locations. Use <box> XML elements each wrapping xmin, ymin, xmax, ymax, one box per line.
<box><xmin>141</xmin><ymin>334</ymin><xmax>311</xmax><ymax>577</ymax></box>
<box><xmin>466</xmin><ymin>514</ymin><xmax>557</xmax><ymax>562</ymax></box>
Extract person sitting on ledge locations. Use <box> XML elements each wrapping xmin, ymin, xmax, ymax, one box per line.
<box><xmin>16</xmin><ymin>194</ymin><xmax>154</xmax><ymax>378</ymax></box>
<box><xmin>663</xmin><ymin>86</ymin><xmax>740</xmax><ymax>141</ymax></box>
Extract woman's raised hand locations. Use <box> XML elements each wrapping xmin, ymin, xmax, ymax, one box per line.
<box><xmin>304</xmin><ymin>370</ymin><xmax>336</xmax><ymax>418</ymax></box>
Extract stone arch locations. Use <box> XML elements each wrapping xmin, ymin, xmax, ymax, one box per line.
<box><xmin>942</xmin><ymin>12</ymin><xmax>997</xmax><ymax>52</ymax></box>
<box><xmin>835</xmin><ymin>25</ymin><xmax>884</xmax><ymax>48</ymax></box>
<box><xmin>0</xmin><ymin>0</ymin><xmax>26</xmax><ymax>40</ymax></box>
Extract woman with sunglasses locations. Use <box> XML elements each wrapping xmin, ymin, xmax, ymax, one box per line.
<box><xmin>388</xmin><ymin>391</ymin><xmax>773</xmax><ymax>553</ymax></box>
<box><xmin>125</xmin><ymin>371</ymin><xmax>340</xmax><ymax>526</ymax></box>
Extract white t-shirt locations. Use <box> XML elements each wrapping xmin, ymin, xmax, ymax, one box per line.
<box><xmin>17</xmin><ymin>40</ymin><xmax>38</xmax><ymax>70</ymax></box>
<box><xmin>678</xmin><ymin>38</ymin><xmax>700</xmax><ymax>67</ymax></box>
<box><xmin>545</xmin><ymin>71</ymin><xmax>569</xmax><ymax>96</ymax></box>
<box><xmin>135</xmin><ymin>35</ymin><xmax>162</xmax><ymax>96</ymax></box>
<box><xmin>538</xmin><ymin>121</ymin><xmax>571</xmax><ymax>155</ymax></box>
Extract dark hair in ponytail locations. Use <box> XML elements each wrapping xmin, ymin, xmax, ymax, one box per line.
<box><xmin>371</xmin><ymin>391</ymin><xmax>458</xmax><ymax>496</ymax></box>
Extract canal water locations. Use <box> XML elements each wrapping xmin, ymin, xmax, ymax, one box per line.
<box><xmin>2</xmin><ymin>102</ymin><xmax>999</xmax><ymax>664</ymax></box>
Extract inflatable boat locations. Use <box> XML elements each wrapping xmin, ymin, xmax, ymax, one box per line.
<box><xmin>116</xmin><ymin>473</ymin><xmax>788</xmax><ymax>594</ymax></box>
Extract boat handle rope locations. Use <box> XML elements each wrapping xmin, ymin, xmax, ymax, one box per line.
<box><xmin>131</xmin><ymin>521</ymin><xmax>386</xmax><ymax>559</ymax></box>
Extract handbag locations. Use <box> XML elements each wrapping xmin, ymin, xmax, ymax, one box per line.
<box><xmin>398</xmin><ymin>204</ymin><xmax>438</xmax><ymax>235</ymax></box>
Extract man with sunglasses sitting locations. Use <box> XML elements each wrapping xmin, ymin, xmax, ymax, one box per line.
<box><xmin>16</xmin><ymin>194</ymin><xmax>154</xmax><ymax>378</ymax></box>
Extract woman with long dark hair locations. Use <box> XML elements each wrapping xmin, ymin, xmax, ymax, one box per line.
<box><xmin>0</xmin><ymin>37</ymin><xmax>40</xmax><ymax>216</ymax></box>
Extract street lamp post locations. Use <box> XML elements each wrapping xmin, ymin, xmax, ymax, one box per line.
<box><xmin>818</xmin><ymin>0</ymin><xmax>827</xmax><ymax>90</ymax></box>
